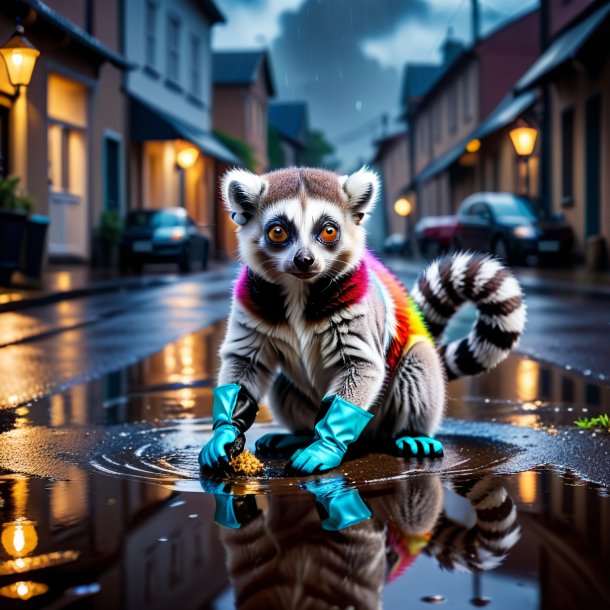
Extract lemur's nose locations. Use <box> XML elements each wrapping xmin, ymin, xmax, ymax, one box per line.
<box><xmin>294</xmin><ymin>249</ymin><xmax>315</xmax><ymax>271</ymax></box>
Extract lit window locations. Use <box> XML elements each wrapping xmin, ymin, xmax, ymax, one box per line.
<box><xmin>167</xmin><ymin>15</ymin><xmax>181</xmax><ymax>85</ymax></box>
<box><xmin>145</xmin><ymin>1</ymin><xmax>157</xmax><ymax>69</ymax></box>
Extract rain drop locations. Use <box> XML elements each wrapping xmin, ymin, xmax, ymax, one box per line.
<box><xmin>355</xmin><ymin>100</ymin><xmax>362</xmax><ymax>111</ymax></box>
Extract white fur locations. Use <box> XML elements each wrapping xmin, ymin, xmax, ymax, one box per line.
<box><xmin>341</xmin><ymin>166</ymin><xmax>379</xmax><ymax>216</ymax></box>
<box><xmin>221</xmin><ymin>167</ymin><xmax>268</xmax><ymax>214</ymax></box>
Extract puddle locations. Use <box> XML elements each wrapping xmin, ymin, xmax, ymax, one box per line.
<box><xmin>0</xmin><ymin>321</ymin><xmax>609</xmax><ymax>608</ymax></box>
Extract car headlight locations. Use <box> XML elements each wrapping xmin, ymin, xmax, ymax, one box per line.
<box><xmin>170</xmin><ymin>228</ymin><xmax>186</xmax><ymax>241</ymax></box>
<box><xmin>513</xmin><ymin>225</ymin><xmax>536</xmax><ymax>239</ymax></box>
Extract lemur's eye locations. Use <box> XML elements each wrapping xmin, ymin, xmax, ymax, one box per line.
<box><xmin>319</xmin><ymin>225</ymin><xmax>338</xmax><ymax>244</ymax></box>
<box><xmin>267</xmin><ymin>225</ymin><xmax>288</xmax><ymax>243</ymax></box>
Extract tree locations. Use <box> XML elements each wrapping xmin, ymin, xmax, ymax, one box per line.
<box><xmin>213</xmin><ymin>131</ymin><xmax>257</xmax><ymax>171</ymax></box>
<box><xmin>306</xmin><ymin>130</ymin><xmax>337</xmax><ymax>169</ymax></box>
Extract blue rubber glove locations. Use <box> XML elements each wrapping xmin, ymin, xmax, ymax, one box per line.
<box><xmin>288</xmin><ymin>395</ymin><xmax>373</xmax><ymax>475</ymax></box>
<box><xmin>199</xmin><ymin>384</ymin><xmax>242</xmax><ymax>470</ymax></box>
<box><xmin>304</xmin><ymin>476</ymin><xmax>372</xmax><ymax>531</ymax></box>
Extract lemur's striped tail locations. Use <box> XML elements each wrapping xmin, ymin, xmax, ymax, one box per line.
<box><xmin>411</xmin><ymin>252</ymin><xmax>526</xmax><ymax>380</ymax></box>
<box><xmin>427</xmin><ymin>478</ymin><xmax>521</xmax><ymax>572</ymax></box>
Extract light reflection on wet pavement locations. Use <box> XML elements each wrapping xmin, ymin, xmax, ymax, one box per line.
<box><xmin>0</xmin><ymin>321</ymin><xmax>609</xmax><ymax>609</ymax></box>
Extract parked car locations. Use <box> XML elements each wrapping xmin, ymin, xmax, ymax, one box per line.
<box><xmin>453</xmin><ymin>193</ymin><xmax>574</xmax><ymax>264</ymax></box>
<box><xmin>120</xmin><ymin>208</ymin><xmax>209</xmax><ymax>273</ymax></box>
<box><xmin>384</xmin><ymin>233</ymin><xmax>411</xmax><ymax>256</ymax></box>
<box><xmin>413</xmin><ymin>215</ymin><xmax>457</xmax><ymax>259</ymax></box>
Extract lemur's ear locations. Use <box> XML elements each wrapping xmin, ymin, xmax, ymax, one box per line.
<box><xmin>340</xmin><ymin>166</ymin><xmax>379</xmax><ymax>224</ymax></box>
<box><xmin>221</xmin><ymin>168</ymin><xmax>268</xmax><ymax>226</ymax></box>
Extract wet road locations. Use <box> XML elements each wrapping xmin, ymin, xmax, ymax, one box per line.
<box><xmin>0</xmin><ymin>266</ymin><xmax>608</xmax><ymax>608</ymax></box>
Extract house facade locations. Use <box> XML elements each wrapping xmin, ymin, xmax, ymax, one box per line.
<box><xmin>408</xmin><ymin>10</ymin><xmax>541</xmax><ymax>221</ymax></box>
<box><xmin>516</xmin><ymin>0</ymin><xmax>610</xmax><ymax>260</ymax></box>
<box><xmin>0</xmin><ymin>0</ymin><xmax>129</xmax><ymax>261</ymax></box>
<box><xmin>124</xmin><ymin>0</ymin><xmax>237</xmax><ymax>257</ymax></box>
<box><xmin>268</xmin><ymin>101</ymin><xmax>308</xmax><ymax>169</ymax></box>
<box><xmin>212</xmin><ymin>50</ymin><xmax>275</xmax><ymax>173</ymax></box>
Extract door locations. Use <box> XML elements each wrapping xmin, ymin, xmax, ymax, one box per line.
<box><xmin>0</xmin><ymin>105</ymin><xmax>9</xmax><ymax>177</ymax></box>
<box><xmin>585</xmin><ymin>94</ymin><xmax>601</xmax><ymax>238</ymax></box>
<box><xmin>104</xmin><ymin>135</ymin><xmax>121</xmax><ymax>212</ymax></box>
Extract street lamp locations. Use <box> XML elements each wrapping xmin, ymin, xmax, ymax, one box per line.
<box><xmin>0</xmin><ymin>25</ymin><xmax>40</xmax><ymax>90</ymax></box>
<box><xmin>509</xmin><ymin>123</ymin><xmax>538</xmax><ymax>196</ymax></box>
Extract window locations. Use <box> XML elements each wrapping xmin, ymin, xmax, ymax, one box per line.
<box><xmin>145</xmin><ymin>1</ymin><xmax>157</xmax><ymax>70</ymax></box>
<box><xmin>190</xmin><ymin>34</ymin><xmax>201</xmax><ymax>98</ymax></box>
<box><xmin>104</xmin><ymin>135</ymin><xmax>121</xmax><ymax>212</ymax></box>
<box><xmin>433</xmin><ymin>102</ymin><xmax>442</xmax><ymax>143</ymax></box>
<box><xmin>167</xmin><ymin>14</ymin><xmax>181</xmax><ymax>85</ymax></box>
<box><xmin>462</xmin><ymin>76</ymin><xmax>470</xmax><ymax>121</ymax></box>
<box><xmin>561</xmin><ymin>107</ymin><xmax>574</xmax><ymax>204</ymax></box>
<box><xmin>448</xmin><ymin>85</ymin><xmax>457</xmax><ymax>134</ymax></box>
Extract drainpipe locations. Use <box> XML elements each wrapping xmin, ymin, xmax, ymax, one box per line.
<box><xmin>539</xmin><ymin>0</ymin><xmax>551</xmax><ymax>215</ymax></box>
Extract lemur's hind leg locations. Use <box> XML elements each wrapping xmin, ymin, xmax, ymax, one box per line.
<box><xmin>255</xmin><ymin>372</ymin><xmax>316</xmax><ymax>457</ymax></box>
<box><xmin>387</xmin><ymin>340</ymin><xmax>446</xmax><ymax>458</ymax></box>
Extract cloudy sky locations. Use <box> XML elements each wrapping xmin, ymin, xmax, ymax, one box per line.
<box><xmin>213</xmin><ymin>0</ymin><xmax>539</xmax><ymax>171</ymax></box>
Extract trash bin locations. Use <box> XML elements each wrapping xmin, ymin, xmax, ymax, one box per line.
<box><xmin>0</xmin><ymin>208</ymin><xmax>27</xmax><ymax>285</ymax></box>
<box><xmin>21</xmin><ymin>214</ymin><xmax>50</xmax><ymax>279</ymax></box>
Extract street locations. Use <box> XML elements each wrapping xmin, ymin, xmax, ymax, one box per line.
<box><xmin>0</xmin><ymin>263</ymin><xmax>608</xmax><ymax>609</ymax></box>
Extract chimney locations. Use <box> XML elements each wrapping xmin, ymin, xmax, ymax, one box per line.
<box><xmin>471</xmin><ymin>0</ymin><xmax>481</xmax><ymax>44</ymax></box>
<box><xmin>441</xmin><ymin>28</ymin><xmax>463</xmax><ymax>65</ymax></box>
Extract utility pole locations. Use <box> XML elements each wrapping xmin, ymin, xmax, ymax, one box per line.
<box><xmin>471</xmin><ymin>0</ymin><xmax>481</xmax><ymax>44</ymax></box>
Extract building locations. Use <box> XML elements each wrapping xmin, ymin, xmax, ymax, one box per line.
<box><xmin>372</xmin><ymin>130</ymin><xmax>410</xmax><ymax>239</ymax></box>
<box><xmin>408</xmin><ymin>10</ymin><xmax>541</xmax><ymax>221</ymax></box>
<box><xmin>268</xmin><ymin>101</ymin><xmax>308</xmax><ymax>169</ymax></box>
<box><xmin>212</xmin><ymin>50</ymin><xmax>276</xmax><ymax>172</ymax></box>
<box><xmin>0</xmin><ymin>0</ymin><xmax>129</xmax><ymax>261</ymax></box>
<box><xmin>124</xmin><ymin>0</ymin><xmax>239</xmax><ymax>257</ymax></box>
<box><xmin>516</xmin><ymin>0</ymin><xmax>610</xmax><ymax>262</ymax></box>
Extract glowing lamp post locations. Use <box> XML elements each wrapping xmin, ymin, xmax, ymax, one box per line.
<box><xmin>394</xmin><ymin>197</ymin><xmax>412</xmax><ymax>218</ymax></box>
<box><xmin>0</xmin><ymin>25</ymin><xmax>40</xmax><ymax>92</ymax></box>
<box><xmin>509</xmin><ymin>124</ymin><xmax>538</xmax><ymax>196</ymax></box>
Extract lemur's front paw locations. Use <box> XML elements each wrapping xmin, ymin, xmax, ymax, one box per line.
<box><xmin>395</xmin><ymin>435</ymin><xmax>444</xmax><ymax>458</ymax></box>
<box><xmin>198</xmin><ymin>427</ymin><xmax>242</xmax><ymax>472</ymax></box>
<box><xmin>286</xmin><ymin>440</ymin><xmax>343</xmax><ymax>475</ymax></box>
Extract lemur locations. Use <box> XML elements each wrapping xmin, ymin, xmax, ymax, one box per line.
<box><xmin>215</xmin><ymin>476</ymin><xmax>521</xmax><ymax>610</ymax></box>
<box><xmin>199</xmin><ymin>166</ymin><xmax>526</xmax><ymax>475</ymax></box>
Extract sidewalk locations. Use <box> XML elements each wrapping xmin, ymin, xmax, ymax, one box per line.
<box><xmin>0</xmin><ymin>264</ymin><xmax>187</xmax><ymax>313</ymax></box>
<box><xmin>384</xmin><ymin>256</ymin><xmax>610</xmax><ymax>299</ymax></box>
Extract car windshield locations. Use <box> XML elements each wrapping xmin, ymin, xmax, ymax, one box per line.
<box><xmin>492</xmin><ymin>197</ymin><xmax>539</xmax><ymax>220</ymax></box>
<box><xmin>127</xmin><ymin>211</ymin><xmax>184</xmax><ymax>228</ymax></box>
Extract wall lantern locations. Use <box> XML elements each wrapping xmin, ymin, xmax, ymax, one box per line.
<box><xmin>176</xmin><ymin>146</ymin><xmax>199</xmax><ymax>169</ymax></box>
<box><xmin>509</xmin><ymin>125</ymin><xmax>537</xmax><ymax>158</ymax></box>
<box><xmin>394</xmin><ymin>197</ymin><xmax>412</xmax><ymax>217</ymax></box>
<box><xmin>0</xmin><ymin>25</ymin><xmax>40</xmax><ymax>89</ymax></box>
<box><xmin>465</xmin><ymin>138</ymin><xmax>481</xmax><ymax>153</ymax></box>
<box><xmin>509</xmin><ymin>121</ymin><xmax>538</xmax><ymax>196</ymax></box>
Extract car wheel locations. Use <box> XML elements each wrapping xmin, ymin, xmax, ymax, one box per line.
<box><xmin>131</xmin><ymin>258</ymin><xmax>143</xmax><ymax>274</ymax></box>
<box><xmin>179</xmin><ymin>247</ymin><xmax>192</xmax><ymax>273</ymax></box>
<box><xmin>492</xmin><ymin>236</ymin><xmax>510</xmax><ymax>263</ymax></box>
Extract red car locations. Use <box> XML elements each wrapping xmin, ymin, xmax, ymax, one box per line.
<box><xmin>413</xmin><ymin>215</ymin><xmax>457</xmax><ymax>259</ymax></box>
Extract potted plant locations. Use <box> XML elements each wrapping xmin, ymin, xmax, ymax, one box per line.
<box><xmin>0</xmin><ymin>176</ymin><xmax>33</xmax><ymax>285</ymax></box>
<box><xmin>93</xmin><ymin>209</ymin><xmax>123</xmax><ymax>269</ymax></box>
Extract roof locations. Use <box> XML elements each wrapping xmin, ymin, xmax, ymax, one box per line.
<box><xmin>401</xmin><ymin>63</ymin><xmax>444</xmax><ymax>106</ymax></box>
<box><xmin>413</xmin><ymin>89</ymin><xmax>538</xmax><ymax>186</ymax></box>
<box><xmin>268</xmin><ymin>102</ymin><xmax>308</xmax><ymax>147</ymax></box>
<box><xmin>130</xmin><ymin>95</ymin><xmax>241</xmax><ymax>165</ymax></box>
<box><xmin>199</xmin><ymin>0</ymin><xmax>225</xmax><ymax>25</ymax></box>
<box><xmin>212</xmin><ymin>50</ymin><xmax>276</xmax><ymax>96</ymax></box>
<box><xmin>516</xmin><ymin>3</ymin><xmax>610</xmax><ymax>92</ymax></box>
<box><xmin>18</xmin><ymin>0</ymin><xmax>130</xmax><ymax>69</ymax></box>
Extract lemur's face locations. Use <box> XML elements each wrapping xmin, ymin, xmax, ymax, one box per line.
<box><xmin>222</xmin><ymin>167</ymin><xmax>379</xmax><ymax>283</ymax></box>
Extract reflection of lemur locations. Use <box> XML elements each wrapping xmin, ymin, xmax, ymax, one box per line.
<box><xmin>199</xmin><ymin>167</ymin><xmax>525</xmax><ymax>474</ymax></box>
<box><xmin>218</xmin><ymin>478</ymin><xmax>521</xmax><ymax>610</ymax></box>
